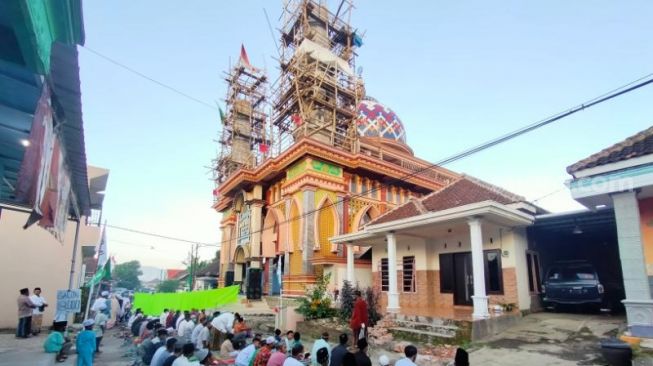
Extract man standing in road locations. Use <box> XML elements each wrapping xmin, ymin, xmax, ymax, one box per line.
<box><xmin>29</xmin><ymin>287</ymin><xmax>48</xmax><ymax>335</ymax></box>
<box><xmin>16</xmin><ymin>288</ymin><xmax>36</xmax><ymax>338</ymax></box>
<box><xmin>349</xmin><ymin>291</ymin><xmax>368</xmax><ymax>344</ymax></box>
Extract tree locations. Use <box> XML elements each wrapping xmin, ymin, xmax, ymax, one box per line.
<box><xmin>157</xmin><ymin>279</ymin><xmax>180</xmax><ymax>293</ymax></box>
<box><xmin>339</xmin><ymin>280</ymin><xmax>356</xmax><ymax>322</ymax></box>
<box><xmin>113</xmin><ymin>260</ymin><xmax>142</xmax><ymax>290</ymax></box>
<box><xmin>296</xmin><ymin>273</ymin><xmax>336</xmax><ymax>319</ymax></box>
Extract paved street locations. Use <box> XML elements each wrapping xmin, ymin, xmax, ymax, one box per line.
<box><xmin>470</xmin><ymin>312</ymin><xmax>625</xmax><ymax>365</ymax></box>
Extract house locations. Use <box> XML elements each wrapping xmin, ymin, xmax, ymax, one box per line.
<box><xmin>194</xmin><ymin>260</ymin><xmax>220</xmax><ymax>290</ymax></box>
<box><xmin>567</xmin><ymin>126</ymin><xmax>653</xmax><ymax>337</ymax></box>
<box><xmin>331</xmin><ymin>176</ymin><xmax>543</xmax><ymax>324</ymax></box>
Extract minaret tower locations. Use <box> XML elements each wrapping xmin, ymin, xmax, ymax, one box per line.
<box><xmin>272</xmin><ymin>0</ymin><xmax>364</xmax><ymax>151</ymax></box>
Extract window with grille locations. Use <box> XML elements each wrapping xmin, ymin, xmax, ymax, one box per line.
<box><xmin>403</xmin><ymin>256</ymin><xmax>416</xmax><ymax>292</ymax></box>
<box><xmin>380</xmin><ymin>258</ymin><xmax>389</xmax><ymax>292</ymax></box>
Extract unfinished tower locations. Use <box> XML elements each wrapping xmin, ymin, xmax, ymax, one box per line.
<box><xmin>272</xmin><ymin>0</ymin><xmax>364</xmax><ymax>150</ymax></box>
<box><xmin>215</xmin><ymin>47</ymin><xmax>269</xmax><ymax>184</ymax></box>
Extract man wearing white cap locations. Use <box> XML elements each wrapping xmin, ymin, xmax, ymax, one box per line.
<box><xmin>378</xmin><ymin>355</ymin><xmax>390</xmax><ymax>366</ymax></box>
<box><xmin>76</xmin><ymin>319</ymin><xmax>97</xmax><ymax>366</ymax></box>
<box><xmin>90</xmin><ymin>292</ymin><xmax>109</xmax><ymax>317</ymax></box>
<box><xmin>252</xmin><ymin>336</ymin><xmax>275</xmax><ymax>366</ymax></box>
<box><xmin>311</xmin><ymin>332</ymin><xmax>331</xmax><ymax>366</ymax></box>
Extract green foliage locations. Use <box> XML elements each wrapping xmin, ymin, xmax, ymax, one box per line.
<box><xmin>364</xmin><ymin>286</ymin><xmax>382</xmax><ymax>326</ymax></box>
<box><xmin>113</xmin><ymin>260</ymin><xmax>142</xmax><ymax>290</ymax></box>
<box><xmin>339</xmin><ymin>280</ymin><xmax>356</xmax><ymax>322</ymax></box>
<box><xmin>295</xmin><ymin>273</ymin><xmax>337</xmax><ymax>319</ymax></box>
<box><xmin>157</xmin><ymin>279</ymin><xmax>180</xmax><ymax>293</ymax></box>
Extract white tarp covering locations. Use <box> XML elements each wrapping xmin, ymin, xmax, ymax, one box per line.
<box><xmin>295</xmin><ymin>38</ymin><xmax>354</xmax><ymax>76</ymax></box>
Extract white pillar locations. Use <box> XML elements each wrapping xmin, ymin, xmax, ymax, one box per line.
<box><xmin>613</xmin><ymin>191</ymin><xmax>653</xmax><ymax>337</ymax></box>
<box><xmin>469</xmin><ymin>218</ymin><xmax>489</xmax><ymax>318</ymax></box>
<box><xmin>346</xmin><ymin>244</ymin><xmax>355</xmax><ymax>284</ymax></box>
<box><xmin>386</xmin><ymin>232</ymin><xmax>400</xmax><ymax>312</ymax></box>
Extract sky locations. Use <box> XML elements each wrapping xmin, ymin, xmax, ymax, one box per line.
<box><xmin>78</xmin><ymin>1</ymin><xmax>653</xmax><ymax>269</ymax></box>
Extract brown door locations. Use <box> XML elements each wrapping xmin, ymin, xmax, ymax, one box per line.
<box><xmin>453</xmin><ymin>252</ymin><xmax>474</xmax><ymax>306</ymax></box>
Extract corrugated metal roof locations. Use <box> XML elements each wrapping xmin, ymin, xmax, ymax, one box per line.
<box><xmin>49</xmin><ymin>42</ymin><xmax>90</xmax><ymax>217</ymax></box>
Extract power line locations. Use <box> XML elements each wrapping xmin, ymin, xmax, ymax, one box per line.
<box><xmin>106</xmin><ymin>224</ymin><xmax>219</xmax><ymax>247</ymax></box>
<box><xmin>214</xmin><ymin>72</ymin><xmax>653</xmax><ymax>248</ymax></box>
<box><xmin>80</xmin><ymin>46</ymin><xmax>219</xmax><ymax>112</ymax></box>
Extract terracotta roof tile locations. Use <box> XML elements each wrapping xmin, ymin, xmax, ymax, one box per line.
<box><xmin>567</xmin><ymin>126</ymin><xmax>653</xmax><ymax>174</ymax></box>
<box><xmin>369</xmin><ymin>176</ymin><xmax>523</xmax><ymax>225</ymax></box>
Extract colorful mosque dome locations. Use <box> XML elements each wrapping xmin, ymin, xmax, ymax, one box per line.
<box><xmin>356</xmin><ymin>97</ymin><xmax>407</xmax><ymax>144</ymax></box>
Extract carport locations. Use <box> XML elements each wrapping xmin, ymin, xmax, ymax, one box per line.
<box><xmin>527</xmin><ymin>207</ymin><xmax>625</xmax><ymax>310</ymax></box>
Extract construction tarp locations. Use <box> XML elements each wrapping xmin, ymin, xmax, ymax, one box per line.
<box><xmin>133</xmin><ymin>286</ymin><xmax>239</xmax><ymax>316</ymax></box>
<box><xmin>295</xmin><ymin>38</ymin><xmax>353</xmax><ymax>76</ymax></box>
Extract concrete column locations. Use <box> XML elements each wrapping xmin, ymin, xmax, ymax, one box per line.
<box><xmin>612</xmin><ymin>191</ymin><xmax>653</xmax><ymax>337</ymax></box>
<box><xmin>346</xmin><ymin>244</ymin><xmax>355</xmax><ymax>284</ymax></box>
<box><xmin>302</xmin><ymin>189</ymin><xmax>316</xmax><ymax>274</ymax></box>
<box><xmin>387</xmin><ymin>232</ymin><xmax>400</xmax><ymax>312</ymax></box>
<box><xmin>284</xmin><ymin>197</ymin><xmax>291</xmax><ymax>276</ymax></box>
<box><xmin>469</xmin><ymin>218</ymin><xmax>489</xmax><ymax>319</ymax></box>
<box><xmin>249</xmin><ymin>200</ymin><xmax>264</xmax><ymax>269</ymax></box>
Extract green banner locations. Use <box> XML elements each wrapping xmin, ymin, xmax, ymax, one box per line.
<box><xmin>86</xmin><ymin>261</ymin><xmax>111</xmax><ymax>288</ymax></box>
<box><xmin>132</xmin><ymin>286</ymin><xmax>240</xmax><ymax>316</ymax></box>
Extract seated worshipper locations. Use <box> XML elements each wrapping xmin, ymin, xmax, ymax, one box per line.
<box><xmin>252</xmin><ymin>336</ymin><xmax>275</xmax><ymax>366</ymax></box>
<box><xmin>196</xmin><ymin>319</ymin><xmax>212</xmax><ymax>351</ymax></box>
<box><xmin>76</xmin><ymin>319</ymin><xmax>97</xmax><ymax>366</ymax></box>
<box><xmin>163</xmin><ymin>342</ymin><xmax>184</xmax><ymax>366</ymax></box>
<box><xmin>340</xmin><ymin>353</ymin><xmax>357</xmax><ymax>366</ymax></box>
<box><xmin>310</xmin><ymin>332</ymin><xmax>331</xmax><ymax>366</ymax></box>
<box><xmin>177</xmin><ymin>312</ymin><xmax>195</xmax><ymax>342</ymax></box>
<box><xmin>274</xmin><ymin>329</ymin><xmax>282</xmax><ymax>343</ymax></box>
<box><xmin>220</xmin><ymin>333</ymin><xmax>239</xmax><ymax>358</ymax></box>
<box><xmin>454</xmin><ymin>347</ymin><xmax>469</xmax><ymax>366</ymax></box>
<box><xmin>171</xmin><ymin>342</ymin><xmax>199</xmax><ymax>366</ymax></box>
<box><xmin>283</xmin><ymin>344</ymin><xmax>306</xmax><ymax>366</ymax></box>
<box><xmin>291</xmin><ymin>332</ymin><xmax>303</xmax><ymax>350</ymax></box>
<box><xmin>395</xmin><ymin>345</ymin><xmax>418</xmax><ymax>366</ymax></box>
<box><xmin>353</xmin><ymin>339</ymin><xmax>372</xmax><ymax>366</ymax></box>
<box><xmin>43</xmin><ymin>321</ymin><xmax>72</xmax><ymax>363</ymax></box>
<box><xmin>143</xmin><ymin>328</ymin><xmax>168</xmax><ymax>365</ymax></box>
<box><xmin>173</xmin><ymin>311</ymin><xmax>183</xmax><ymax>330</ymax></box>
<box><xmin>378</xmin><ymin>355</ymin><xmax>390</xmax><ymax>366</ymax></box>
<box><xmin>284</xmin><ymin>331</ymin><xmax>294</xmax><ymax>356</ymax></box>
<box><xmin>233</xmin><ymin>315</ymin><xmax>252</xmax><ymax>338</ymax></box>
<box><xmin>129</xmin><ymin>309</ymin><xmax>143</xmax><ymax>328</ymax></box>
<box><xmin>93</xmin><ymin>310</ymin><xmax>109</xmax><ymax>353</ymax></box>
<box><xmin>152</xmin><ymin>338</ymin><xmax>177</xmax><ymax>366</ymax></box>
<box><xmin>234</xmin><ymin>337</ymin><xmax>261</xmax><ymax>366</ymax></box>
<box><xmin>266</xmin><ymin>341</ymin><xmax>287</xmax><ymax>366</ymax></box>
<box><xmin>315</xmin><ymin>348</ymin><xmax>329</xmax><ymax>366</ymax></box>
<box><xmin>191</xmin><ymin>318</ymin><xmax>204</xmax><ymax>345</ymax></box>
<box><xmin>160</xmin><ymin>309</ymin><xmax>170</xmax><ymax>325</ymax></box>
<box><xmin>329</xmin><ymin>334</ymin><xmax>348</xmax><ymax>366</ymax></box>
<box><xmin>140</xmin><ymin>319</ymin><xmax>157</xmax><ymax>340</ymax></box>
<box><xmin>194</xmin><ymin>348</ymin><xmax>212</xmax><ymax>365</ymax></box>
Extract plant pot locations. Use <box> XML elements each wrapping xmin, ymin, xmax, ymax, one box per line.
<box><xmin>600</xmin><ymin>338</ymin><xmax>632</xmax><ymax>366</ymax></box>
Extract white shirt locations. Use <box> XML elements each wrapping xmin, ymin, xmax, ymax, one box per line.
<box><xmin>211</xmin><ymin>312</ymin><xmax>235</xmax><ymax>333</ymax></box>
<box><xmin>190</xmin><ymin>324</ymin><xmax>203</xmax><ymax>345</ymax></box>
<box><xmin>172</xmin><ymin>355</ymin><xmax>200</xmax><ymax>366</ymax></box>
<box><xmin>177</xmin><ymin>319</ymin><xmax>195</xmax><ymax>338</ymax></box>
<box><xmin>395</xmin><ymin>358</ymin><xmax>418</xmax><ymax>366</ymax></box>
<box><xmin>197</xmin><ymin>327</ymin><xmax>210</xmax><ymax>350</ymax></box>
<box><xmin>310</xmin><ymin>339</ymin><xmax>331</xmax><ymax>366</ymax></box>
<box><xmin>91</xmin><ymin>297</ymin><xmax>107</xmax><ymax>312</ymax></box>
<box><xmin>29</xmin><ymin>295</ymin><xmax>47</xmax><ymax>315</ymax></box>
<box><xmin>175</xmin><ymin>316</ymin><xmax>184</xmax><ymax>330</ymax></box>
<box><xmin>150</xmin><ymin>346</ymin><xmax>172</xmax><ymax>366</ymax></box>
<box><xmin>283</xmin><ymin>358</ymin><xmax>305</xmax><ymax>366</ymax></box>
<box><xmin>235</xmin><ymin>344</ymin><xmax>256</xmax><ymax>366</ymax></box>
<box><xmin>160</xmin><ymin>311</ymin><xmax>169</xmax><ymax>325</ymax></box>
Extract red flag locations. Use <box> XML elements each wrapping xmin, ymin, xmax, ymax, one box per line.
<box><xmin>291</xmin><ymin>114</ymin><xmax>302</xmax><ymax>126</ymax></box>
<box><xmin>240</xmin><ymin>44</ymin><xmax>252</xmax><ymax>68</ymax></box>
<box><xmin>259</xmin><ymin>144</ymin><xmax>269</xmax><ymax>153</ymax></box>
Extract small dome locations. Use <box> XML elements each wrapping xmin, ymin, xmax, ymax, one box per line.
<box><xmin>356</xmin><ymin>98</ymin><xmax>407</xmax><ymax>144</ymax></box>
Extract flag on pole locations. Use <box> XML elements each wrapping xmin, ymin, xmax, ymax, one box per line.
<box><xmin>218</xmin><ymin>106</ymin><xmax>226</xmax><ymax>123</ymax></box>
<box><xmin>87</xmin><ymin>223</ymin><xmax>111</xmax><ymax>287</ymax></box>
<box><xmin>259</xmin><ymin>143</ymin><xmax>269</xmax><ymax>154</ymax></box>
<box><xmin>239</xmin><ymin>44</ymin><xmax>252</xmax><ymax>69</ymax></box>
<box><xmin>291</xmin><ymin>114</ymin><xmax>302</xmax><ymax>126</ymax></box>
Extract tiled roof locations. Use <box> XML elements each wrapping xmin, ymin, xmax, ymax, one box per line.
<box><xmin>371</xmin><ymin>176</ymin><xmax>524</xmax><ymax>225</ymax></box>
<box><xmin>567</xmin><ymin>126</ymin><xmax>653</xmax><ymax>174</ymax></box>
<box><xmin>166</xmin><ymin>269</ymin><xmax>184</xmax><ymax>280</ymax></box>
<box><xmin>196</xmin><ymin>260</ymin><xmax>220</xmax><ymax>277</ymax></box>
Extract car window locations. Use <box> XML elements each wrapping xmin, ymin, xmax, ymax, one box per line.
<box><xmin>547</xmin><ymin>267</ymin><xmax>561</xmax><ymax>280</ymax></box>
<box><xmin>547</xmin><ymin>265</ymin><xmax>596</xmax><ymax>280</ymax></box>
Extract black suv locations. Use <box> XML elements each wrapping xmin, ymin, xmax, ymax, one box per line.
<box><xmin>542</xmin><ymin>261</ymin><xmax>604</xmax><ymax>309</ymax></box>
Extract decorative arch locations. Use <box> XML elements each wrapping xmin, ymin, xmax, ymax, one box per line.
<box><xmin>352</xmin><ymin>205</ymin><xmax>381</xmax><ymax>232</ymax></box>
<box><xmin>288</xmin><ymin>198</ymin><xmax>303</xmax><ymax>275</ymax></box>
<box><xmin>314</xmin><ymin>196</ymin><xmax>340</xmax><ymax>254</ymax></box>
<box><xmin>261</xmin><ymin>208</ymin><xmax>283</xmax><ymax>257</ymax></box>
<box><xmin>234</xmin><ymin>245</ymin><xmax>248</xmax><ymax>264</ymax></box>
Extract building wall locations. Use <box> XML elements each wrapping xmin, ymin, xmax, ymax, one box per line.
<box><xmin>371</xmin><ymin>222</ymin><xmax>531</xmax><ymax>313</ymax></box>
<box><xmin>638</xmin><ymin>197</ymin><xmax>653</xmax><ymax>276</ymax></box>
<box><xmin>0</xmin><ymin>209</ymin><xmax>101</xmax><ymax>329</ymax></box>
